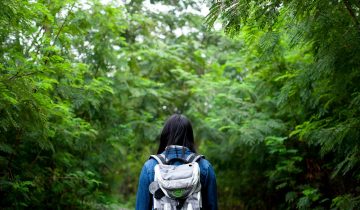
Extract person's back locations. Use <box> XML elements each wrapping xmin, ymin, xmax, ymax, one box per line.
<box><xmin>135</xmin><ymin>114</ymin><xmax>218</xmax><ymax>210</ymax></box>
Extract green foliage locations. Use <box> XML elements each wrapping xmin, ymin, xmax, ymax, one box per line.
<box><xmin>1</xmin><ymin>0</ymin><xmax>360</xmax><ymax>209</ymax></box>
<box><xmin>205</xmin><ymin>0</ymin><xmax>360</xmax><ymax>209</ymax></box>
<box><xmin>331</xmin><ymin>194</ymin><xmax>360</xmax><ymax>210</ymax></box>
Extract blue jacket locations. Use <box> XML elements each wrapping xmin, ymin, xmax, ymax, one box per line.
<box><xmin>135</xmin><ymin>145</ymin><xmax>218</xmax><ymax>210</ymax></box>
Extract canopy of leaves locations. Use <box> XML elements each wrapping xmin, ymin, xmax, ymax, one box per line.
<box><xmin>0</xmin><ymin>0</ymin><xmax>359</xmax><ymax>209</ymax></box>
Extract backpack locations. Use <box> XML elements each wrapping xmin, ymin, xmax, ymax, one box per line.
<box><xmin>149</xmin><ymin>153</ymin><xmax>204</xmax><ymax>210</ymax></box>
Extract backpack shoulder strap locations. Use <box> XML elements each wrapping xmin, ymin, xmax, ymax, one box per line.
<box><xmin>188</xmin><ymin>154</ymin><xmax>204</xmax><ymax>163</ymax></box>
<box><xmin>185</xmin><ymin>153</ymin><xmax>195</xmax><ymax>162</ymax></box>
<box><xmin>150</xmin><ymin>154</ymin><xmax>166</xmax><ymax>165</ymax></box>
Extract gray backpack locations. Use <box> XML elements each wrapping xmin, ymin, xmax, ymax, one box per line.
<box><xmin>149</xmin><ymin>153</ymin><xmax>204</xmax><ymax>210</ymax></box>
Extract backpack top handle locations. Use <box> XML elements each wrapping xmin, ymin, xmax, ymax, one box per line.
<box><xmin>150</xmin><ymin>153</ymin><xmax>204</xmax><ymax>165</ymax></box>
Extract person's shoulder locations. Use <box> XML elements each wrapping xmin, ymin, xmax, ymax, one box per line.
<box><xmin>197</xmin><ymin>156</ymin><xmax>216</xmax><ymax>179</ymax></box>
<box><xmin>143</xmin><ymin>157</ymin><xmax>158</xmax><ymax>171</ymax></box>
<box><xmin>198</xmin><ymin>156</ymin><xmax>214</xmax><ymax>173</ymax></box>
<box><xmin>198</xmin><ymin>157</ymin><xmax>211</xmax><ymax>168</ymax></box>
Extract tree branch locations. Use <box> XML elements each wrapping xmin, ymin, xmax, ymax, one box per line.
<box><xmin>25</xmin><ymin>27</ymin><xmax>44</xmax><ymax>57</ymax></box>
<box><xmin>7</xmin><ymin>71</ymin><xmax>39</xmax><ymax>81</ymax></box>
<box><xmin>52</xmin><ymin>3</ymin><xmax>75</xmax><ymax>46</ymax></box>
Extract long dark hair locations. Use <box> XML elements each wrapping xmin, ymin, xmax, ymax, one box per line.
<box><xmin>157</xmin><ymin>114</ymin><xmax>196</xmax><ymax>154</ymax></box>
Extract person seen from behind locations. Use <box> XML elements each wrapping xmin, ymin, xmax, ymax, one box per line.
<box><xmin>136</xmin><ymin>114</ymin><xmax>218</xmax><ymax>210</ymax></box>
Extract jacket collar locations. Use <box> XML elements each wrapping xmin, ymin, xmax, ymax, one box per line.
<box><xmin>165</xmin><ymin>145</ymin><xmax>188</xmax><ymax>150</ymax></box>
<box><xmin>162</xmin><ymin>145</ymin><xmax>192</xmax><ymax>159</ymax></box>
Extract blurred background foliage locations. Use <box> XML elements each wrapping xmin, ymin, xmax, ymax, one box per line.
<box><xmin>1</xmin><ymin>0</ymin><xmax>360</xmax><ymax>209</ymax></box>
